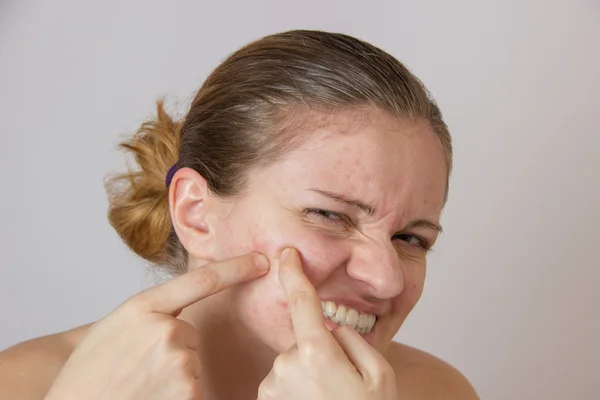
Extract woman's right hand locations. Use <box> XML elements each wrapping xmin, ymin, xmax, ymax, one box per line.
<box><xmin>44</xmin><ymin>253</ymin><xmax>270</xmax><ymax>400</ymax></box>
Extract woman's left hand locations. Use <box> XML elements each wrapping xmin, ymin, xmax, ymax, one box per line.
<box><xmin>257</xmin><ymin>248</ymin><xmax>399</xmax><ymax>400</ymax></box>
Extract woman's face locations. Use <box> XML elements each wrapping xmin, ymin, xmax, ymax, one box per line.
<box><xmin>204</xmin><ymin>110</ymin><xmax>447</xmax><ymax>354</ymax></box>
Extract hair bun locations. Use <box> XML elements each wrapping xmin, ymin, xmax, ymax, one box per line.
<box><xmin>105</xmin><ymin>101</ymin><xmax>181</xmax><ymax>264</ymax></box>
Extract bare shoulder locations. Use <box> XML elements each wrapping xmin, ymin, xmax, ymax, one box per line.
<box><xmin>384</xmin><ymin>341</ymin><xmax>479</xmax><ymax>400</ymax></box>
<box><xmin>0</xmin><ymin>324</ymin><xmax>92</xmax><ymax>400</ymax></box>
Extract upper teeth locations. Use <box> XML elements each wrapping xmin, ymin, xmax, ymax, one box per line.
<box><xmin>320</xmin><ymin>300</ymin><xmax>377</xmax><ymax>335</ymax></box>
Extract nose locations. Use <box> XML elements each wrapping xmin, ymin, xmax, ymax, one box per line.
<box><xmin>345</xmin><ymin>237</ymin><xmax>404</xmax><ymax>298</ymax></box>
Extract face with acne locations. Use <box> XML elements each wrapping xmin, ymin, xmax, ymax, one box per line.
<box><xmin>191</xmin><ymin>108</ymin><xmax>447</xmax><ymax>354</ymax></box>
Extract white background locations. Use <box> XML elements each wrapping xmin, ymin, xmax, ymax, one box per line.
<box><xmin>1</xmin><ymin>1</ymin><xmax>599</xmax><ymax>399</ymax></box>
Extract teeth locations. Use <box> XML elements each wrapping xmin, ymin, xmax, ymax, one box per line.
<box><xmin>345</xmin><ymin>309</ymin><xmax>359</xmax><ymax>326</ymax></box>
<box><xmin>333</xmin><ymin>305</ymin><xmax>346</xmax><ymax>324</ymax></box>
<box><xmin>325</xmin><ymin>301</ymin><xmax>337</xmax><ymax>317</ymax></box>
<box><xmin>320</xmin><ymin>301</ymin><xmax>377</xmax><ymax>335</ymax></box>
<box><xmin>358</xmin><ymin>313</ymin><xmax>369</xmax><ymax>329</ymax></box>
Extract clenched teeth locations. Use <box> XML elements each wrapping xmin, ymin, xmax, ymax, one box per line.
<box><xmin>320</xmin><ymin>301</ymin><xmax>376</xmax><ymax>334</ymax></box>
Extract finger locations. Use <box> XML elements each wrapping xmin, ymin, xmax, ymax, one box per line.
<box><xmin>257</xmin><ymin>368</ymin><xmax>278</xmax><ymax>400</ymax></box>
<box><xmin>186</xmin><ymin>349</ymin><xmax>202</xmax><ymax>379</ymax></box>
<box><xmin>257</xmin><ymin>377</ymin><xmax>273</xmax><ymax>400</ymax></box>
<box><xmin>331</xmin><ymin>324</ymin><xmax>389</xmax><ymax>381</ymax></box>
<box><xmin>134</xmin><ymin>252</ymin><xmax>270</xmax><ymax>315</ymax></box>
<box><xmin>278</xmin><ymin>248</ymin><xmax>330</xmax><ymax>343</ymax></box>
<box><xmin>172</xmin><ymin>318</ymin><xmax>200</xmax><ymax>350</ymax></box>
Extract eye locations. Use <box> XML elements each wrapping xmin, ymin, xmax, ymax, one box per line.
<box><xmin>306</xmin><ymin>209</ymin><xmax>352</xmax><ymax>226</ymax></box>
<box><xmin>392</xmin><ymin>233</ymin><xmax>433</xmax><ymax>252</ymax></box>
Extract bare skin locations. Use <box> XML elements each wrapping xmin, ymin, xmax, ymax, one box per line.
<box><xmin>0</xmin><ymin>323</ymin><xmax>476</xmax><ymax>400</ymax></box>
<box><xmin>0</xmin><ymin>252</ymin><xmax>477</xmax><ymax>400</ymax></box>
<box><xmin>0</xmin><ymin>110</ymin><xmax>479</xmax><ymax>399</ymax></box>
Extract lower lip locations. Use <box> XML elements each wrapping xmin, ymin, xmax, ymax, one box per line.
<box><xmin>323</xmin><ymin>316</ymin><xmax>376</xmax><ymax>344</ymax></box>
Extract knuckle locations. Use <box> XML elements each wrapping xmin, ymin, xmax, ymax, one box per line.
<box><xmin>272</xmin><ymin>354</ymin><xmax>287</xmax><ymax>374</ymax></box>
<box><xmin>371</xmin><ymin>360</ymin><xmax>395</xmax><ymax>383</ymax></box>
<box><xmin>172</xmin><ymin>350</ymin><xmax>193</xmax><ymax>370</ymax></box>
<box><xmin>287</xmin><ymin>289</ymin><xmax>309</xmax><ymax>309</ymax></box>
<box><xmin>159</xmin><ymin>319</ymin><xmax>181</xmax><ymax>343</ymax></box>
<box><xmin>298</xmin><ymin>339</ymin><xmax>323</xmax><ymax>362</ymax></box>
<box><xmin>230</xmin><ymin>258</ymin><xmax>247</xmax><ymax>275</ymax></box>
<box><xmin>185</xmin><ymin>329</ymin><xmax>200</xmax><ymax>349</ymax></box>
<box><xmin>179</xmin><ymin>379</ymin><xmax>201</xmax><ymax>400</ymax></box>
<box><xmin>257</xmin><ymin>381</ymin><xmax>275</xmax><ymax>400</ymax></box>
<box><xmin>190</xmin><ymin>268</ymin><xmax>220</xmax><ymax>294</ymax></box>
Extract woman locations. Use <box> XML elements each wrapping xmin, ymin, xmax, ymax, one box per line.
<box><xmin>0</xmin><ymin>30</ymin><xmax>478</xmax><ymax>399</ymax></box>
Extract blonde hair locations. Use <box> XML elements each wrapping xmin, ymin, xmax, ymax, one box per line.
<box><xmin>106</xmin><ymin>30</ymin><xmax>453</xmax><ymax>274</ymax></box>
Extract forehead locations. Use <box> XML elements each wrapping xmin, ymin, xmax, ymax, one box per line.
<box><xmin>256</xmin><ymin>110</ymin><xmax>448</xmax><ymax>219</ymax></box>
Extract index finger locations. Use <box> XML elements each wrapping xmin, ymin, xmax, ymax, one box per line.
<box><xmin>278</xmin><ymin>248</ymin><xmax>331</xmax><ymax>343</ymax></box>
<box><xmin>133</xmin><ymin>252</ymin><xmax>270</xmax><ymax>315</ymax></box>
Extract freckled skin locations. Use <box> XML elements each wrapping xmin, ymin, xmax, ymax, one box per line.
<box><xmin>204</xmin><ymin>109</ymin><xmax>447</xmax><ymax>356</ymax></box>
<box><xmin>0</xmin><ymin>110</ymin><xmax>472</xmax><ymax>400</ymax></box>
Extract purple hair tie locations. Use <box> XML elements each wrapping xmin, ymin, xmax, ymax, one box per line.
<box><xmin>165</xmin><ymin>164</ymin><xmax>178</xmax><ymax>188</ymax></box>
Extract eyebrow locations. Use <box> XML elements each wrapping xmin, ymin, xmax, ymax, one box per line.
<box><xmin>309</xmin><ymin>188</ymin><xmax>443</xmax><ymax>233</ymax></box>
<box><xmin>310</xmin><ymin>189</ymin><xmax>375</xmax><ymax>216</ymax></box>
<box><xmin>405</xmin><ymin>219</ymin><xmax>443</xmax><ymax>234</ymax></box>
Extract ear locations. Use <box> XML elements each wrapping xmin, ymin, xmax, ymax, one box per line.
<box><xmin>169</xmin><ymin>167</ymin><xmax>216</xmax><ymax>261</ymax></box>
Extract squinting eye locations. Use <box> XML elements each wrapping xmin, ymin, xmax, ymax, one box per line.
<box><xmin>306</xmin><ymin>209</ymin><xmax>345</xmax><ymax>223</ymax></box>
<box><xmin>399</xmin><ymin>235</ymin><xmax>419</xmax><ymax>245</ymax></box>
<box><xmin>305</xmin><ymin>209</ymin><xmax>358</xmax><ymax>229</ymax></box>
<box><xmin>393</xmin><ymin>234</ymin><xmax>431</xmax><ymax>251</ymax></box>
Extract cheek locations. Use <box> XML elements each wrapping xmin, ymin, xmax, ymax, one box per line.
<box><xmin>214</xmin><ymin>199</ymin><xmax>346</xmax><ymax>278</ymax></box>
<box><xmin>233</xmin><ymin>231</ymin><xmax>349</xmax><ymax>349</ymax></box>
<box><xmin>214</xmin><ymin>209</ymin><xmax>349</xmax><ymax>347</ymax></box>
<box><xmin>393</xmin><ymin>263</ymin><xmax>427</xmax><ymax>313</ymax></box>
<box><xmin>407</xmin><ymin>270</ymin><xmax>426</xmax><ymax>305</ymax></box>
<box><xmin>230</xmin><ymin>220</ymin><xmax>346</xmax><ymax>285</ymax></box>
<box><xmin>246</xmin><ymin>275</ymin><xmax>289</xmax><ymax>318</ymax></box>
<box><xmin>237</xmin><ymin>269</ymin><xmax>295</xmax><ymax>351</ymax></box>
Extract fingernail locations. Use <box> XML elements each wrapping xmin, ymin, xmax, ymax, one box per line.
<box><xmin>253</xmin><ymin>253</ymin><xmax>270</xmax><ymax>272</ymax></box>
<box><xmin>280</xmin><ymin>248</ymin><xmax>292</xmax><ymax>262</ymax></box>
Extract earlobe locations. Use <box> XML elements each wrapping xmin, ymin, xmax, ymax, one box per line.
<box><xmin>169</xmin><ymin>167</ymin><xmax>214</xmax><ymax>260</ymax></box>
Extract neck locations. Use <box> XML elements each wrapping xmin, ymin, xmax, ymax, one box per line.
<box><xmin>180</xmin><ymin>290</ymin><xmax>277</xmax><ymax>400</ymax></box>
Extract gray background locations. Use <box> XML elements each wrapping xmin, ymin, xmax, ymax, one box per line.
<box><xmin>1</xmin><ymin>1</ymin><xmax>599</xmax><ymax>399</ymax></box>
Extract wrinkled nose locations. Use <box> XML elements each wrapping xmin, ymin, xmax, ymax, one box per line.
<box><xmin>345</xmin><ymin>238</ymin><xmax>404</xmax><ymax>298</ymax></box>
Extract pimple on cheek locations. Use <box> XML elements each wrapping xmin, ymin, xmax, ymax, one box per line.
<box><xmin>248</xmin><ymin>302</ymin><xmax>262</xmax><ymax>319</ymax></box>
<box><xmin>251</xmin><ymin>268</ymin><xmax>290</xmax><ymax>316</ymax></box>
<box><xmin>246</xmin><ymin>238</ymin><xmax>278</xmax><ymax>262</ymax></box>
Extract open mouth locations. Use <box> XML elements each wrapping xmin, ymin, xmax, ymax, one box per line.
<box><xmin>321</xmin><ymin>300</ymin><xmax>377</xmax><ymax>334</ymax></box>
